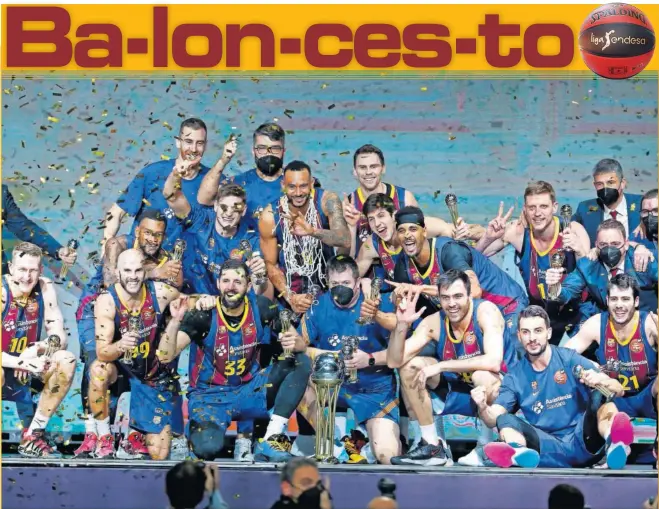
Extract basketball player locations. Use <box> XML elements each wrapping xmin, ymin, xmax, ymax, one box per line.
<box><xmin>157</xmin><ymin>259</ymin><xmax>312</xmax><ymax>462</ymax></box>
<box><xmin>387</xmin><ymin>270</ymin><xmax>510</xmax><ymax>466</ymax></box>
<box><xmin>292</xmin><ymin>255</ymin><xmax>401</xmax><ymax>464</ymax></box>
<box><xmin>164</xmin><ymin>168</ymin><xmax>269</xmax><ymax>297</ymax></box>
<box><xmin>85</xmin><ymin>249</ymin><xmax>208</xmax><ymax>460</ymax></box>
<box><xmin>198</xmin><ymin>123</ymin><xmax>286</xmax><ymax>231</ymax></box>
<box><xmin>2</xmin><ymin>242</ymin><xmax>77</xmax><ymax>457</ymax></box>
<box><xmin>355</xmin><ymin>193</ymin><xmax>480</xmax><ymax>280</ymax></box>
<box><xmin>391</xmin><ymin>206</ymin><xmax>527</xmax><ymax>366</ymax></box>
<box><xmin>564</xmin><ymin>274</ymin><xmax>657</xmax><ymax>421</ymax></box>
<box><xmin>260</xmin><ymin>160</ymin><xmax>351</xmax><ymax>315</ymax></box>
<box><xmin>474</xmin><ymin>306</ymin><xmax>634</xmax><ymax>470</ymax></box>
<box><xmin>475</xmin><ymin>182</ymin><xmax>591</xmax><ymax>344</ymax></box>
<box><xmin>75</xmin><ymin>209</ymin><xmax>181</xmax><ymax>458</ymax></box>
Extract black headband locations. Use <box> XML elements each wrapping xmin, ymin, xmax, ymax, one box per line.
<box><xmin>396</xmin><ymin>211</ymin><xmax>425</xmax><ymax>228</ymax></box>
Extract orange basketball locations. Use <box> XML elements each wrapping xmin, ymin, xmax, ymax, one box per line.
<box><xmin>579</xmin><ymin>3</ymin><xmax>655</xmax><ymax>79</ymax></box>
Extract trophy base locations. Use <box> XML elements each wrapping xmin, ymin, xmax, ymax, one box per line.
<box><xmin>315</xmin><ymin>456</ymin><xmax>340</xmax><ymax>465</ymax></box>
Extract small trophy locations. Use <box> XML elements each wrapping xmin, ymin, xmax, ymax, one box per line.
<box><xmin>342</xmin><ymin>336</ymin><xmax>360</xmax><ymax>384</ymax></box>
<box><xmin>59</xmin><ymin>239</ymin><xmax>79</xmax><ymax>279</ymax></box>
<box><xmin>573</xmin><ymin>365</ymin><xmax>614</xmax><ymax>401</ymax></box>
<box><xmin>356</xmin><ymin>277</ymin><xmax>383</xmax><ymax>325</ymax></box>
<box><xmin>547</xmin><ymin>250</ymin><xmax>566</xmax><ymax>301</ymax></box>
<box><xmin>123</xmin><ymin>316</ymin><xmax>141</xmax><ymax>366</ymax></box>
<box><xmin>239</xmin><ymin>239</ymin><xmax>267</xmax><ymax>286</ymax></box>
<box><xmin>44</xmin><ymin>334</ymin><xmax>61</xmax><ymax>358</ymax></box>
<box><xmin>445</xmin><ymin>193</ymin><xmax>460</xmax><ymax>228</ymax></box>
<box><xmin>311</xmin><ymin>352</ymin><xmax>346</xmax><ymax>464</ymax></box>
<box><xmin>278</xmin><ymin>309</ymin><xmax>295</xmax><ymax>360</ymax></box>
<box><xmin>171</xmin><ymin>239</ymin><xmax>186</xmax><ymax>262</ymax></box>
<box><xmin>559</xmin><ymin>204</ymin><xmax>573</xmax><ymax>252</ymax></box>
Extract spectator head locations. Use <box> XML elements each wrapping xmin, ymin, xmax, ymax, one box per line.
<box><xmin>548</xmin><ymin>484</ymin><xmax>585</xmax><ymax>509</ymax></box>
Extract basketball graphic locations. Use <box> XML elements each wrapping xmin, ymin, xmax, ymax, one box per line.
<box><xmin>554</xmin><ymin>370</ymin><xmax>568</xmax><ymax>384</ymax></box>
<box><xmin>579</xmin><ymin>3</ymin><xmax>655</xmax><ymax>79</ymax></box>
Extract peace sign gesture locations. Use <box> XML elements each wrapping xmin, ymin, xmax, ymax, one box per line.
<box><xmin>485</xmin><ymin>201</ymin><xmax>514</xmax><ymax>240</ymax></box>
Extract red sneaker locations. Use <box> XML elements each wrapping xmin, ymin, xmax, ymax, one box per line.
<box><xmin>74</xmin><ymin>433</ymin><xmax>98</xmax><ymax>458</ymax></box>
<box><xmin>94</xmin><ymin>433</ymin><xmax>116</xmax><ymax>459</ymax></box>
<box><xmin>117</xmin><ymin>431</ymin><xmax>150</xmax><ymax>459</ymax></box>
<box><xmin>18</xmin><ymin>430</ymin><xmax>62</xmax><ymax>458</ymax></box>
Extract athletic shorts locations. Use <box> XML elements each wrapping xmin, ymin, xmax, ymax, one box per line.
<box><xmin>338</xmin><ymin>377</ymin><xmax>399</xmax><ymax>425</ymax></box>
<box><xmin>613</xmin><ymin>381</ymin><xmax>657</xmax><ymax>420</ymax></box>
<box><xmin>127</xmin><ymin>375</ymin><xmax>184</xmax><ymax>435</ymax></box>
<box><xmin>431</xmin><ymin>380</ymin><xmax>479</xmax><ymax>418</ymax></box>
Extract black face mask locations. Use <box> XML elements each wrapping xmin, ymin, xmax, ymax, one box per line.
<box><xmin>600</xmin><ymin>246</ymin><xmax>623</xmax><ymax>268</ymax></box>
<box><xmin>256</xmin><ymin>155</ymin><xmax>283</xmax><ymax>177</ymax></box>
<box><xmin>330</xmin><ymin>285</ymin><xmax>354</xmax><ymax>306</ymax></box>
<box><xmin>296</xmin><ymin>484</ymin><xmax>325</xmax><ymax>508</ymax></box>
<box><xmin>597</xmin><ymin>187</ymin><xmax>620</xmax><ymax>207</ymax></box>
<box><xmin>642</xmin><ymin>215</ymin><xmax>658</xmax><ymax>241</ymax></box>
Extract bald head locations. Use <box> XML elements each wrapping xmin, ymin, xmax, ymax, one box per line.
<box><xmin>116</xmin><ymin>248</ymin><xmax>146</xmax><ymax>296</ymax></box>
<box><xmin>367</xmin><ymin>497</ymin><xmax>398</xmax><ymax>509</ymax></box>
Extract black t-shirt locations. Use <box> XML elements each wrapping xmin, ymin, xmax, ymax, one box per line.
<box><xmin>179</xmin><ymin>295</ymin><xmax>280</xmax><ymax>344</ymax></box>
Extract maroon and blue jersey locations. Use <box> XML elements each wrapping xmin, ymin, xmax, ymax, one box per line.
<box><xmin>495</xmin><ymin>346</ymin><xmax>598</xmax><ymax>438</ymax></box>
<box><xmin>598</xmin><ymin>311</ymin><xmax>657</xmax><ymax>396</ymax></box>
<box><xmin>371</xmin><ymin>232</ymin><xmax>402</xmax><ymax>281</ymax></box>
<box><xmin>350</xmin><ymin>183</ymin><xmax>406</xmax><ymax>254</ymax></box>
<box><xmin>2</xmin><ymin>276</ymin><xmax>44</xmax><ymax>357</ymax></box>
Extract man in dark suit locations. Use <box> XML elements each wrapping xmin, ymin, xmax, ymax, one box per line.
<box><xmin>631</xmin><ymin>188</ymin><xmax>658</xmax><ymax>251</ymax></box>
<box><xmin>545</xmin><ymin>219</ymin><xmax>658</xmax><ymax>326</ymax></box>
<box><xmin>2</xmin><ymin>184</ymin><xmax>77</xmax><ymax>273</ymax></box>
<box><xmin>573</xmin><ymin>158</ymin><xmax>643</xmax><ymax>247</ymax></box>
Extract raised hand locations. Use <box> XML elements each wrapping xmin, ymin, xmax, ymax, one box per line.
<box><xmin>485</xmin><ymin>201</ymin><xmax>514</xmax><ymax>240</ymax></box>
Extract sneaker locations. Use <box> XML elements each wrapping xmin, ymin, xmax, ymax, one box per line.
<box><xmin>94</xmin><ymin>433</ymin><xmax>116</xmax><ymax>459</ymax></box>
<box><xmin>18</xmin><ymin>430</ymin><xmax>62</xmax><ymax>458</ymax></box>
<box><xmin>74</xmin><ymin>432</ymin><xmax>98</xmax><ymax>458</ymax></box>
<box><xmin>390</xmin><ymin>438</ymin><xmax>448</xmax><ymax>466</ymax></box>
<box><xmin>342</xmin><ymin>430</ymin><xmax>368</xmax><ymax>464</ymax></box>
<box><xmin>254</xmin><ymin>433</ymin><xmax>294</xmax><ymax>463</ymax></box>
<box><xmin>457</xmin><ymin>446</ymin><xmax>486</xmax><ymax>467</ymax></box>
<box><xmin>483</xmin><ymin>442</ymin><xmax>540</xmax><ymax>469</ymax></box>
<box><xmin>606</xmin><ymin>412</ymin><xmax>634</xmax><ymax>470</ymax></box>
<box><xmin>233</xmin><ymin>437</ymin><xmax>254</xmax><ymax>463</ymax></box>
<box><xmin>117</xmin><ymin>431</ymin><xmax>150</xmax><ymax>459</ymax></box>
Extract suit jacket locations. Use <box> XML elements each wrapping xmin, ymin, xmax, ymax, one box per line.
<box><xmin>2</xmin><ymin>184</ymin><xmax>63</xmax><ymax>272</ymax></box>
<box><xmin>559</xmin><ymin>246</ymin><xmax>658</xmax><ymax>317</ymax></box>
<box><xmin>573</xmin><ymin>193</ymin><xmax>643</xmax><ymax>247</ymax></box>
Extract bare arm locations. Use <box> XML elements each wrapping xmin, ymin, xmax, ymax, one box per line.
<box><xmin>197</xmin><ymin>142</ymin><xmax>235</xmax><ymax>206</ymax></box>
<box><xmin>465</xmin><ymin>270</ymin><xmax>483</xmax><ymax>299</ymax></box>
<box><xmin>563</xmin><ymin>315</ymin><xmax>601</xmax><ymax>354</ymax></box>
<box><xmin>477</xmin><ymin>403</ymin><xmax>508</xmax><ymax>429</ymax></box>
<box><xmin>40</xmin><ymin>278</ymin><xmax>67</xmax><ymax>349</ymax></box>
<box><xmin>103</xmin><ymin>204</ymin><xmax>128</xmax><ymax>247</ymax></box>
<box><xmin>157</xmin><ymin>318</ymin><xmax>192</xmax><ymax>363</ymax></box>
<box><xmin>404</xmin><ymin>190</ymin><xmax>419</xmax><ymax>208</ymax></box>
<box><xmin>0</xmin><ymin>287</ymin><xmax>20</xmax><ymax>368</ymax></box>
<box><xmin>570</xmin><ymin>221</ymin><xmax>592</xmax><ymax>260</ymax></box>
<box><xmin>316</xmin><ymin>191</ymin><xmax>351</xmax><ymax>250</ymax></box>
<box><xmin>94</xmin><ymin>293</ymin><xmax>122</xmax><ymax>362</ymax></box>
<box><xmin>153</xmin><ymin>281</ymin><xmax>182</xmax><ymax>311</ymax></box>
<box><xmin>645</xmin><ymin>312</ymin><xmax>657</xmax><ymax>349</ymax></box>
<box><xmin>259</xmin><ymin>207</ymin><xmax>289</xmax><ymax>301</ymax></box>
<box><xmin>387</xmin><ymin>313</ymin><xmax>438</xmax><ymax>369</ymax></box>
<box><xmin>102</xmin><ymin>236</ymin><xmax>128</xmax><ymax>286</ymax></box>
<box><xmin>356</xmin><ymin>236</ymin><xmax>379</xmax><ymax>277</ymax></box>
<box><xmin>163</xmin><ymin>170</ymin><xmax>191</xmax><ymax>218</ymax></box>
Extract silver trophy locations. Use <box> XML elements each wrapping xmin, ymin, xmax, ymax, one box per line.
<box><xmin>171</xmin><ymin>239</ymin><xmax>187</xmax><ymax>262</ymax></box>
<box><xmin>123</xmin><ymin>316</ymin><xmax>141</xmax><ymax>366</ymax></box>
<box><xmin>356</xmin><ymin>277</ymin><xmax>383</xmax><ymax>325</ymax></box>
<box><xmin>341</xmin><ymin>336</ymin><xmax>360</xmax><ymax>384</ymax></box>
<box><xmin>278</xmin><ymin>309</ymin><xmax>295</xmax><ymax>360</ymax></box>
<box><xmin>311</xmin><ymin>352</ymin><xmax>346</xmax><ymax>464</ymax></box>
<box><xmin>559</xmin><ymin>205</ymin><xmax>573</xmax><ymax>252</ymax></box>
<box><xmin>239</xmin><ymin>239</ymin><xmax>267</xmax><ymax>287</ymax></box>
<box><xmin>547</xmin><ymin>250</ymin><xmax>566</xmax><ymax>301</ymax></box>
<box><xmin>445</xmin><ymin>193</ymin><xmax>460</xmax><ymax>228</ymax></box>
<box><xmin>573</xmin><ymin>365</ymin><xmax>614</xmax><ymax>402</ymax></box>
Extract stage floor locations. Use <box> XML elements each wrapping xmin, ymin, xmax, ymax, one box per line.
<box><xmin>2</xmin><ymin>456</ymin><xmax>656</xmax><ymax>509</ymax></box>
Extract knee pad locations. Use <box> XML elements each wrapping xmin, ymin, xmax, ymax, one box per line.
<box><xmin>188</xmin><ymin>421</ymin><xmax>225</xmax><ymax>460</ymax></box>
<box><xmin>496</xmin><ymin>413</ymin><xmax>525</xmax><ymax>433</ymax></box>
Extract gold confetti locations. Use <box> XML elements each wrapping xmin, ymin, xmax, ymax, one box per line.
<box><xmin>48</xmin><ymin>116</ymin><xmax>60</xmax><ymax>123</ymax></box>
<box><xmin>161</xmin><ymin>155</ymin><xmax>171</xmax><ymax>160</ymax></box>
<box><xmin>420</xmin><ymin>86</ymin><xmax>428</xmax><ymax>92</ymax></box>
<box><xmin>93</xmin><ymin>151</ymin><xmax>105</xmax><ymax>157</ymax></box>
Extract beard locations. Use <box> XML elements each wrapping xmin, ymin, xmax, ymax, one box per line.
<box><xmin>221</xmin><ymin>291</ymin><xmax>245</xmax><ymax>310</ymax></box>
<box><xmin>119</xmin><ymin>273</ymin><xmax>143</xmax><ymax>295</ymax></box>
<box><xmin>525</xmin><ymin>341</ymin><xmax>548</xmax><ymax>358</ymax></box>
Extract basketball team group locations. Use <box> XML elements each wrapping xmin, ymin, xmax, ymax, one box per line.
<box><xmin>2</xmin><ymin>118</ymin><xmax>657</xmax><ymax>470</ymax></box>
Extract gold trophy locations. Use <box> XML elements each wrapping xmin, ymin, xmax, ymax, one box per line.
<box><xmin>34</xmin><ymin>334</ymin><xmax>61</xmax><ymax>380</ymax></box>
<box><xmin>239</xmin><ymin>239</ymin><xmax>267</xmax><ymax>287</ymax></box>
<box><xmin>311</xmin><ymin>352</ymin><xmax>346</xmax><ymax>464</ymax></box>
<box><xmin>123</xmin><ymin>316</ymin><xmax>141</xmax><ymax>366</ymax></box>
<box><xmin>573</xmin><ymin>364</ymin><xmax>614</xmax><ymax>401</ymax></box>
<box><xmin>278</xmin><ymin>309</ymin><xmax>295</xmax><ymax>360</ymax></box>
<box><xmin>547</xmin><ymin>250</ymin><xmax>566</xmax><ymax>301</ymax></box>
<box><xmin>59</xmin><ymin>239</ymin><xmax>78</xmax><ymax>279</ymax></box>
<box><xmin>341</xmin><ymin>336</ymin><xmax>360</xmax><ymax>384</ymax></box>
<box><xmin>356</xmin><ymin>277</ymin><xmax>382</xmax><ymax>325</ymax></box>
<box><xmin>445</xmin><ymin>193</ymin><xmax>460</xmax><ymax>228</ymax></box>
<box><xmin>168</xmin><ymin>239</ymin><xmax>186</xmax><ymax>284</ymax></box>
<box><xmin>559</xmin><ymin>205</ymin><xmax>573</xmax><ymax>252</ymax></box>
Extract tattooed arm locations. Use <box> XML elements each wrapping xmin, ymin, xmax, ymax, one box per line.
<box><xmin>316</xmin><ymin>191</ymin><xmax>351</xmax><ymax>251</ymax></box>
<box><xmin>102</xmin><ymin>235</ymin><xmax>128</xmax><ymax>286</ymax></box>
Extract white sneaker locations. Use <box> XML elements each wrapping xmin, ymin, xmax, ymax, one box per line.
<box><xmin>457</xmin><ymin>447</ymin><xmax>486</xmax><ymax>467</ymax></box>
<box><xmin>233</xmin><ymin>437</ymin><xmax>254</xmax><ymax>462</ymax></box>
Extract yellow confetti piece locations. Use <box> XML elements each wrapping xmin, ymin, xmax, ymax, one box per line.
<box><xmin>163</xmin><ymin>121</ymin><xmax>173</xmax><ymax>131</ymax></box>
<box><xmin>420</xmin><ymin>86</ymin><xmax>428</xmax><ymax>92</ymax></box>
<box><xmin>3</xmin><ymin>89</ymin><xmax>12</xmax><ymax>95</ymax></box>
<box><xmin>347</xmin><ymin>115</ymin><xmax>355</xmax><ymax>120</ymax></box>
<box><xmin>48</xmin><ymin>116</ymin><xmax>60</xmax><ymax>123</ymax></box>
<box><xmin>101</xmin><ymin>110</ymin><xmax>108</xmax><ymax>117</ymax></box>
<box><xmin>161</xmin><ymin>154</ymin><xmax>171</xmax><ymax>161</ymax></box>
<box><xmin>93</xmin><ymin>151</ymin><xmax>105</xmax><ymax>157</ymax></box>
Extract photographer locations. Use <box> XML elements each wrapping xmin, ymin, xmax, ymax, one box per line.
<box><xmin>166</xmin><ymin>461</ymin><xmax>229</xmax><ymax>509</ymax></box>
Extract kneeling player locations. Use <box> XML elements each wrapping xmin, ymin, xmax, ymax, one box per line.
<box><xmin>87</xmin><ymin>249</ymin><xmax>193</xmax><ymax>459</ymax></box>
<box><xmin>2</xmin><ymin>242</ymin><xmax>77</xmax><ymax>457</ymax></box>
<box><xmin>291</xmin><ymin>255</ymin><xmax>401</xmax><ymax>464</ymax></box>
<box><xmin>475</xmin><ymin>305</ymin><xmax>634</xmax><ymax>470</ymax></box>
<box><xmin>158</xmin><ymin>259</ymin><xmax>312</xmax><ymax>462</ymax></box>
<box><xmin>387</xmin><ymin>269</ymin><xmax>510</xmax><ymax>466</ymax></box>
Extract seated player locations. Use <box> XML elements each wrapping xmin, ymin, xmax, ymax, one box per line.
<box><xmin>475</xmin><ymin>181</ymin><xmax>591</xmax><ymax>344</ymax></box>
<box><xmin>84</xmin><ymin>249</ymin><xmax>198</xmax><ymax>460</ymax></box>
<box><xmin>564</xmin><ymin>274</ymin><xmax>657</xmax><ymax>421</ymax></box>
<box><xmin>75</xmin><ymin>209</ymin><xmax>182</xmax><ymax>458</ymax></box>
<box><xmin>545</xmin><ymin>219</ymin><xmax>658</xmax><ymax>322</ymax></box>
<box><xmin>157</xmin><ymin>259</ymin><xmax>312</xmax><ymax>462</ymax></box>
<box><xmin>474</xmin><ymin>305</ymin><xmax>634</xmax><ymax>470</ymax></box>
<box><xmin>391</xmin><ymin>206</ymin><xmax>528</xmax><ymax>366</ymax></box>
<box><xmin>2</xmin><ymin>242</ymin><xmax>77</xmax><ymax>457</ymax></box>
<box><xmin>386</xmin><ymin>270</ymin><xmax>510</xmax><ymax>466</ymax></box>
<box><xmin>291</xmin><ymin>255</ymin><xmax>401</xmax><ymax>464</ymax></box>
<box><xmin>354</xmin><ymin>193</ymin><xmax>480</xmax><ymax>280</ymax></box>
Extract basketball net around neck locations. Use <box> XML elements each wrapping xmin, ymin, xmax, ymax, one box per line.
<box><xmin>278</xmin><ymin>195</ymin><xmax>327</xmax><ymax>291</ymax></box>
